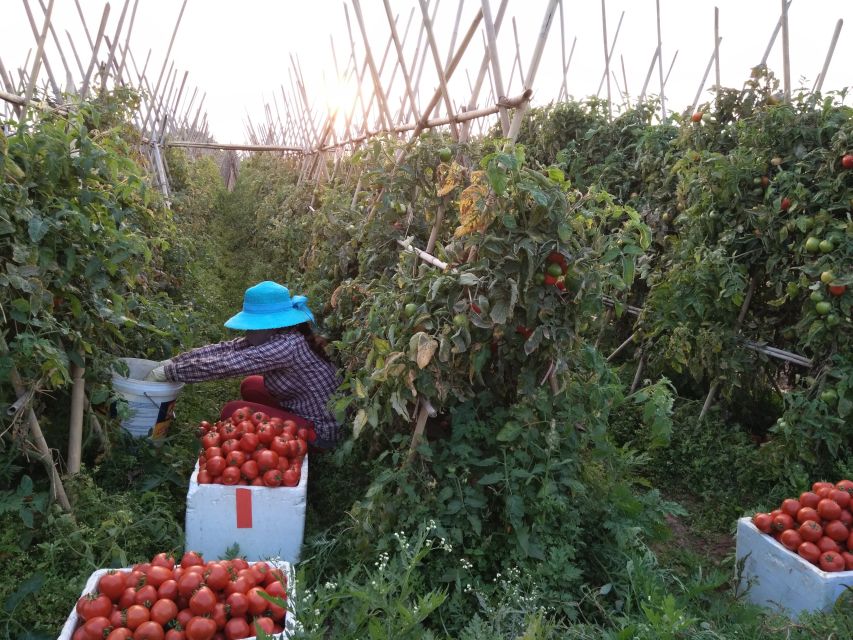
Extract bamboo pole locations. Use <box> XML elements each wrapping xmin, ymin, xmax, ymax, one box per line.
<box><xmin>655</xmin><ymin>0</ymin><xmax>666</xmax><ymax>119</ymax></box>
<box><xmin>418</xmin><ymin>0</ymin><xmax>460</xmax><ymax>138</ymax></box>
<box><xmin>36</xmin><ymin>0</ymin><xmax>73</xmax><ymax>92</ymax></box>
<box><xmin>512</xmin><ymin>17</ymin><xmax>526</xmax><ymax>87</ymax></box>
<box><xmin>781</xmin><ymin>0</ymin><xmax>791</xmax><ymax>101</ymax></box>
<box><xmin>557</xmin><ymin>36</ymin><xmax>577</xmax><ymax>102</ymax></box>
<box><xmin>409</xmin><ymin>0</ymin><xmax>443</xmax><ymax>122</ymax></box>
<box><xmin>22</xmin><ymin>0</ymin><xmax>56</xmax><ymax>105</ymax></box>
<box><xmin>620</xmin><ymin>55</ymin><xmax>629</xmax><ymax>102</ymax></box>
<box><xmin>761</xmin><ymin>1</ymin><xmax>791</xmax><ymax>66</ymax></box>
<box><xmin>73</xmin><ymin>0</ymin><xmax>94</xmax><ymax>50</ymax></box>
<box><xmin>699</xmin><ymin>276</ymin><xmax>757</xmax><ymax>420</ymax></box>
<box><xmin>507</xmin><ymin>0</ymin><xmax>559</xmax><ymax>142</ymax></box>
<box><xmin>80</xmin><ymin>4</ymin><xmax>110</xmax><ymax>99</ymax></box>
<box><xmin>68</xmin><ymin>357</ymin><xmax>85</xmax><ymax>475</ymax></box>
<box><xmin>714</xmin><ymin>7</ymin><xmax>721</xmax><ymax>93</ymax></box>
<box><xmin>600</xmin><ymin>0</ymin><xmax>612</xmax><ymax>119</ymax></box>
<box><xmin>813</xmin><ymin>19</ymin><xmax>843</xmax><ymax>93</ymax></box>
<box><xmin>23</xmin><ymin>0</ymin><xmax>61</xmax><ymax>98</ymax></box>
<box><xmin>663</xmin><ymin>49</ymin><xmax>678</xmax><ymax>88</ymax></box>
<box><xmin>351</xmin><ymin>0</ymin><xmax>395</xmax><ymax>131</ymax></box>
<box><xmin>117</xmin><ymin>0</ymin><xmax>141</xmax><ymax>85</ymax></box>
<box><xmin>383</xmin><ymin>0</ymin><xmax>420</xmax><ymax>124</ymax></box>
<box><xmin>596</xmin><ymin>9</ymin><xmax>625</xmax><ymax>99</ymax></box>
<box><xmin>480</xmin><ymin>0</ymin><xmax>510</xmax><ymax>135</ymax></box>
<box><xmin>691</xmin><ymin>37</ymin><xmax>722</xmax><ymax>112</ymax></box>
<box><xmin>140</xmin><ymin>0</ymin><xmax>188</xmax><ymax>135</ymax></box>
<box><xmin>64</xmin><ymin>30</ymin><xmax>85</xmax><ymax>79</ymax></box>
<box><xmin>102</xmin><ymin>0</ymin><xmax>132</xmax><ymax>92</ymax></box>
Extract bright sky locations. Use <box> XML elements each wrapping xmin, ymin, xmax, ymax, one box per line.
<box><xmin>2</xmin><ymin>1</ymin><xmax>852</xmax><ymax>143</ymax></box>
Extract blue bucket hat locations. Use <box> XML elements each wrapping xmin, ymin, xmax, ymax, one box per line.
<box><xmin>224</xmin><ymin>281</ymin><xmax>315</xmax><ymax>330</ymax></box>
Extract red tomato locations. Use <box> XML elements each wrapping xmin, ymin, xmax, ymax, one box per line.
<box><xmin>836</xmin><ymin>479</ymin><xmax>853</xmax><ymax>496</ymax></box>
<box><xmin>265</xmin><ymin>580</ymin><xmax>287</xmax><ymax>600</ymax></box>
<box><xmin>165</xmin><ymin>630</ymin><xmax>186</xmax><ymax>640</ymax></box>
<box><xmin>829</xmin><ymin>284</ymin><xmax>847</xmax><ymax>296</ymax></box>
<box><xmin>843</xmin><ymin>551</ymin><xmax>853</xmax><ymax>570</ymax></box>
<box><xmin>73</xmin><ymin>628</ymin><xmax>88</xmax><ymax>640</ymax></box>
<box><xmin>825</xmin><ymin>520</ymin><xmax>849</xmax><ymax>542</ymax></box>
<box><xmin>134</xmin><ymin>621</ymin><xmax>165</xmax><ymax>640</ymax></box>
<box><xmin>829</xmin><ymin>489</ymin><xmax>851</xmax><ymax>509</ymax></box>
<box><xmin>185</xmin><ymin>616</ymin><xmax>217</xmax><ymax>640</ymax></box>
<box><xmin>796</xmin><ymin>507</ymin><xmax>819</xmax><ymax>524</ymax></box>
<box><xmin>151</xmin><ymin>553</ymin><xmax>176</xmax><ymax>570</ymax></box>
<box><xmin>253</xmin><ymin>617</ymin><xmax>274</xmax><ymax>635</ymax></box>
<box><xmin>146</xmin><ymin>565</ymin><xmax>173</xmax><ymax>589</ymax></box>
<box><xmin>157</xmin><ymin>579</ymin><xmax>178</xmax><ymax>601</ymax></box>
<box><xmin>98</xmin><ymin>571</ymin><xmax>127</xmax><ymax>602</ymax></box>
<box><xmin>221</xmin><ymin>466</ymin><xmax>241</xmax><ymax>486</ymax></box>
<box><xmin>842</xmin><ymin>154</ymin><xmax>853</xmax><ymax>169</ymax></box>
<box><xmin>201</xmin><ymin>431</ymin><xmax>221</xmax><ymax>449</ymax></box>
<box><xmin>220</xmin><ymin>439</ymin><xmax>239</xmax><ymax>456</ymax></box>
<box><xmin>197</xmin><ymin>469</ymin><xmax>213</xmax><ymax>484</ymax></box>
<box><xmin>246</xmin><ymin>587</ymin><xmax>269</xmax><ymax>615</ymax></box>
<box><xmin>798</xmin><ymin>520</ymin><xmax>823</xmax><ymax>543</ymax></box>
<box><xmin>269</xmin><ymin>417</ymin><xmax>284</xmax><ymax>434</ymax></box>
<box><xmin>135</xmin><ymin>584</ymin><xmax>158</xmax><ymax>607</ymax></box>
<box><xmin>238</xmin><ymin>419</ymin><xmax>255</xmax><ymax>435</ymax></box>
<box><xmin>231</xmin><ymin>407</ymin><xmax>251</xmax><ymax>424</ymax></box>
<box><xmin>240</xmin><ymin>460</ymin><xmax>259</xmax><ymax>481</ymax></box>
<box><xmin>812</xmin><ymin>481</ymin><xmax>834</xmax><ymax>493</ymax></box>
<box><xmin>225</xmin><ymin>576</ymin><xmax>250</xmax><ymax>596</ymax></box>
<box><xmin>780</xmin><ymin>499</ymin><xmax>800</xmax><ymax>518</ymax></box>
<box><xmin>220</xmin><ymin>422</ymin><xmax>239</xmax><ymax>439</ymax></box>
<box><xmin>82</xmin><ymin>617</ymin><xmax>112</xmax><ymax>640</ymax></box>
<box><xmin>177</xmin><ymin>572</ymin><xmax>204</xmax><ymax>599</ymax></box>
<box><xmin>176</xmin><ymin>608</ymin><xmax>193</xmax><ymax>628</ymax></box>
<box><xmin>110</xmin><ymin>608</ymin><xmax>124</xmax><ymax>629</ymax></box>
<box><xmin>256</xmin><ymin>423</ymin><xmax>275</xmax><ymax>445</ymax></box>
<box><xmin>283</xmin><ymin>469</ymin><xmax>300</xmax><ymax>487</ymax></box>
<box><xmin>252</xmin><ymin>411</ymin><xmax>269</xmax><ymax>424</ymax></box>
<box><xmin>771</xmin><ymin>513</ymin><xmax>794</xmax><ymax>533</ymax></box>
<box><xmin>263</xmin><ymin>469</ymin><xmax>282</xmax><ymax>487</ymax></box>
<box><xmin>206</xmin><ymin>456</ymin><xmax>226</xmax><ymax>477</ymax></box>
<box><xmin>798</xmin><ymin>541</ymin><xmax>821</xmax><ymax>564</ymax></box>
<box><xmin>181</xmin><ymin>551</ymin><xmax>204</xmax><ymax>570</ymax></box>
<box><xmin>270</xmin><ymin>436</ymin><xmax>289</xmax><ymax>457</ymax></box>
<box><xmin>189</xmin><ymin>586</ymin><xmax>217</xmax><ymax>616</ymax></box>
<box><xmin>204</xmin><ymin>562</ymin><xmax>230</xmax><ymax>591</ymax></box>
<box><xmin>231</xmin><ymin>558</ymin><xmax>249</xmax><ymax>571</ymax></box>
<box><xmin>126</xmin><ymin>604</ymin><xmax>150</xmax><ymax>630</ymax></box>
<box><xmin>150</xmin><ymin>599</ymin><xmax>178</xmax><ymax>626</ymax></box>
<box><xmin>205</xmin><ymin>447</ymin><xmax>222</xmax><ymax>461</ymax></box>
<box><xmin>223</xmin><ymin>617</ymin><xmax>251</xmax><ymax>640</ymax></box>
<box><xmin>281</xmin><ymin>420</ymin><xmax>298</xmax><ymax>436</ymax></box>
<box><xmin>779</xmin><ymin>529</ymin><xmax>802</xmax><ymax>551</ymax></box>
<box><xmin>118</xmin><ymin>587</ymin><xmax>137</xmax><ymax>610</ymax></box>
<box><xmin>819</xmin><ymin>551</ymin><xmax>844</xmax><ymax>572</ymax></box>
<box><xmin>839</xmin><ymin>509</ymin><xmax>853</xmax><ymax>527</ymax></box>
<box><xmin>239</xmin><ymin>433</ymin><xmax>260</xmax><ymax>453</ymax></box>
<box><xmin>817</xmin><ymin>536</ymin><xmax>840</xmax><ymax>553</ymax></box>
<box><xmin>211</xmin><ymin>602</ymin><xmax>228</xmax><ymax>629</ymax></box>
<box><xmin>817</xmin><ymin>498</ymin><xmax>842</xmax><ymax>521</ymax></box>
<box><xmin>257</xmin><ymin>450</ymin><xmax>280</xmax><ymax>473</ymax></box>
<box><xmin>225</xmin><ymin>592</ymin><xmax>249</xmax><ymax>617</ymax></box>
<box><xmin>107</xmin><ymin>629</ymin><xmax>134</xmax><ymax>640</ymax></box>
<box><xmin>80</xmin><ymin>593</ymin><xmax>113</xmax><ymax>621</ymax></box>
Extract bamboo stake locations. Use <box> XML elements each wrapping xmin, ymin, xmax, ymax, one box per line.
<box><xmin>410</xmin><ymin>0</ymin><xmax>443</xmax><ymax>122</ymax></box>
<box><xmin>351</xmin><ymin>0</ymin><xmax>395</xmax><ymax>131</ymax></box>
<box><xmin>444</xmin><ymin>0</ymin><xmax>465</xmax><ymax>70</ymax></box>
<box><xmin>117</xmin><ymin>0</ymin><xmax>141</xmax><ymax>85</ymax></box>
<box><xmin>629</xmin><ymin>350</ymin><xmax>646</xmax><ymax>393</ymax></box>
<box><xmin>383</xmin><ymin>0</ymin><xmax>419</xmax><ymax>123</ymax></box>
<box><xmin>140</xmin><ymin>0</ymin><xmax>188</xmax><ymax>135</ymax></box>
<box><xmin>73</xmin><ymin>0</ymin><xmax>94</xmax><ymax>51</ymax></box>
<box><xmin>64</xmin><ymin>30</ymin><xmax>85</xmax><ymax>79</ymax></box>
<box><xmin>699</xmin><ymin>276</ymin><xmax>757</xmax><ymax>421</ymax></box>
<box><xmin>557</xmin><ymin>36</ymin><xmax>577</xmax><ymax>102</ymax></box>
<box><xmin>35</xmin><ymin>0</ymin><xmax>73</xmax><ymax>92</ymax></box>
<box><xmin>596</xmin><ymin>9</ymin><xmax>624</xmax><ymax>99</ymax></box>
<box><xmin>507</xmin><ymin>0</ymin><xmax>559</xmax><ymax>142</ymax></box>
<box><xmin>480</xmin><ymin>0</ymin><xmax>510</xmax><ymax>135</ymax></box>
<box><xmin>606</xmin><ymin>331</ymin><xmax>637</xmax><ymax>362</ymax></box>
<box><xmin>68</xmin><ymin>357</ymin><xmax>85</xmax><ymax>474</ymax></box>
<box><xmin>22</xmin><ymin>0</ymin><xmax>56</xmax><ymax>105</ymax></box>
<box><xmin>418</xmin><ymin>0</ymin><xmax>460</xmax><ymax>138</ymax></box>
<box><xmin>620</xmin><ymin>55</ymin><xmax>629</xmax><ymax>102</ymax></box>
<box><xmin>80</xmin><ymin>4</ymin><xmax>110</xmax><ymax>99</ymax></box>
<box><xmin>512</xmin><ymin>17</ymin><xmax>526</xmax><ymax>87</ymax></box>
<box><xmin>663</xmin><ymin>49</ymin><xmax>678</xmax><ymax>88</ymax></box>
<box><xmin>692</xmin><ymin>37</ymin><xmax>722</xmax><ymax>113</ymax></box>
<box><xmin>655</xmin><ymin>0</ymin><xmax>666</xmax><ymax>119</ymax></box>
<box><xmin>600</xmin><ymin>0</ymin><xmax>612</xmax><ymax>119</ymax></box>
<box><xmin>102</xmin><ymin>0</ymin><xmax>132</xmax><ymax>92</ymax></box>
<box><xmin>781</xmin><ymin>0</ymin><xmax>791</xmax><ymax>101</ymax></box>
<box><xmin>761</xmin><ymin>1</ymin><xmax>791</xmax><ymax>66</ymax></box>
<box><xmin>714</xmin><ymin>7</ymin><xmax>721</xmax><ymax>93</ymax></box>
<box><xmin>813</xmin><ymin>19</ymin><xmax>843</xmax><ymax>93</ymax></box>
<box><xmin>407</xmin><ymin>398</ymin><xmax>432</xmax><ymax>461</ymax></box>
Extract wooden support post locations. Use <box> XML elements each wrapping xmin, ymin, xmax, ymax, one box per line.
<box><xmin>692</xmin><ymin>37</ymin><xmax>722</xmax><ymax>113</ymax></box>
<box><xmin>507</xmin><ymin>0</ymin><xmax>559</xmax><ymax>142</ymax></box>
<box><xmin>606</xmin><ymin>331</ymin><xmax>636</xmax><ymax>362</ymax></box>
<box><xmin>351</xmin><ymin>0</ymin><xmax>396</xmax><ymax>131</ymax></box>
<box><xmin>410</xmin><ymin>0</ymin><xmax>443</xmax><ymax>121</ymax></box>
<box><xmin>102</xmin><ymin>0</ymin><xmax>132</xmax><ymax>92</ymax></box>
<box><xmin>655</xmin><ymin>0</ymin><xmax>667</xmax><ymax>119</ymax></box>
<box><xmin>383</xmin><ymin>0</ymin><xmax>420</xmax><ymax>124</ymax></box>
<box><xmin>480</xmin><ymin>0</ymin><xmax>510</xmax><ymax>135</ymax></box>
<box><xmin>781</xmin><ymin>0</ymin><xmax>791</xmax><ymax>101</ymax></box>
<box><xmin>600</xmin><ymin>0</ymin><xmax>612</xmax><ymax>119</ymax></box>
<box><xmin>760</xmin><ymin>1</ymin><xmax>791</xmax><ymax>66</ymax></box>
<box><xmin>418</xmin><ymin>0</ymin><xmax>460</xmax><ymax>138</ymax></box>
<box><xmin>80</xmin><ymin>4</ymin><xmax>110</xmax><ymax>99</ymax></box>
<box><xmin>407</xmin><ymin>398</ymin><xmax>433</xmax><ymax>462</ymax></box>
<box><xmin>117</xmin><ymin>0</ymin><xmax>141</xmax><ymax>85</ymax></box>
<box><xmin>663</xmin><ymin>49</ymin><xmax>678</xmax><ymax>88</ymax></box>
<box><xmin>73</xmin><ymin>0</ymin><xmax>94</xmax><ymax>50</ymax></box>
<box><xmin>699</xmin><ymin>276</ymin><xmax>757</xmax><ymax>420</ymax></box>
<box><xmin>36</xmin><ymin>0</ymin><xmax>73</xmax><ymax>91</ymax></box>
<box><xmin>630</xmin><ymin>350</ymin><xmax>647</xmax><ymax>394</ymax></box>
<box><xmin>68</xmin><ymin>356</ymin><xmax>85</xmax><ymax>475</ymax></box>
<box><xmin>714</xmin><ymin>6</ymin><xmax>721</xmax><ymax>94</ymax></box>
<box><xmin>23</xmin><ymin>0</ymin><xmax>56</xmax><ymax>105</ymax></box>
<box><xmin>64</xmin><ymin>30</ymin><xmax>85</xmax><ymax>79</ymax></box>
<box><xmin>596</xmin><ymin>9</ymin><xmax>624</xmax><ymax>100</ymax></box>
<box><xmin>557</xmin><ymin>36</ymin><xmax>577</xmax><ymax>102</ymax></box>
<box><xmin>813</xmin><ymin>19</ymin><xmax>843</xmax><ymax>93</ymax></box>
<box><xmin>140</xmin><ymin>0</ymin><xmax>187</xmax><ymax>135</ymax></box>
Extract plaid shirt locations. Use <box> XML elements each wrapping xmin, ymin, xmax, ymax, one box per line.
<box><xmin>165</xmin><ymin>333</ymin><xmax>342</xmax><ymax>443</ymax></box>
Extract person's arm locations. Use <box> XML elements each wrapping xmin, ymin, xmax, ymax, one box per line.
<box><xmin>164</xmin><ymin>335</ymin><xmax>299</xmax><ymax>383</ymax></box>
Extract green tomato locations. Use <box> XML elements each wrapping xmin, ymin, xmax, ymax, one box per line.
<box><xmin>546</xmin><ymin>263</ymin><xmax>563</xmax><ymax>278</ymax></box>
<box><xmin>533</xmin><ymin>272</ymin><xmax>545</xmax><ymax>285</ymax></box>
<box><xmin>786</xmin><ymin>282</ymin><xmax>799</xmax><ymax>298</ymax></box>
<box><xmin>804</xmin><ymin>237</ymin><xmax>821</xmax><ymax>253</ymax></box>
<box><xmin>404</xmin><ymin>303</ymin><xmax>418</xmax><ymax>317</ymax></box>
<box><xmin>825</xmin><ymin>314</ymin><xmax>840</xmax><ymax>327</ymax></box>
<box><xmin>438</xmin><ymin>147</ymin><xmax>452</xmax><ymax>162</ymax></box>
<box><xmin>820</xmin><ymin>270</ymin><xmax>835</xmax><ymax>284</ymax></box>
<box><xmin>819</xmin><ymin>239</ymin><xmax>834</xmax><ymax>254</ymax></box>
<box><xmin>815</xmin><ymin>301</ymin><xmax>832</xmax><ymax>315</ymax></box>
<box><xmin>820</xmin><ymin>389</ymin><xmax>838</xmax><ymax>404</ymax></box>
<box><xmin>810</xmin><ymin>290</ymin><xmax>824</xmax><ymax>303</ymax></box>
<box><xmin>452</xmin><ymin>313</ymin><xmax>469</xmax><ymax>328</ymax></box>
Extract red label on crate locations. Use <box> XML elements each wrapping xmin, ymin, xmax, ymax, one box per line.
<box><xmin>236</xmin><ymin>488</ymin><xmax>253</xmax><ymax>528</ymax></box>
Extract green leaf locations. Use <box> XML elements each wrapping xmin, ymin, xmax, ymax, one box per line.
<box><xmin>458</xmin><ymin>272</ymin><xmax>479</xmax><ymax>286</ymax></box>
<box><xmin>477</xmin><ymin>472</ymin><xmax>504</xmax><ymax>485</ymax></box>
<box><xmin>622</xmin><ymin>256</ymin><xmax>635</xmax><ymax>288</ymax></box>
<box><xmin>496</xmin><ymin>420</ymin><xmax>522</xmax><ymax>441</ymax></box>
<box><xmin>489</xmin><ymin>299</ymin><xmax>508</xmax><ymax>325</ymax></box>
<box><xmin>353</xmin><ymin>409</ymin><xmax>367</xmax><ymax>438</ymax></box>
<box><xmin>3</xmin><ymin>573</ymin><xmax>44</xmax><ymax>613</ymax></box>
<box><xmin>27</xmin><ymin>215</ymin><xmax>48</xmax><ymax>243</ymax></box>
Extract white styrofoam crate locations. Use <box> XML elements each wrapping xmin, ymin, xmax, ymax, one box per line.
<box><xmin>58</xmin><ymin>561</ymin><xmax>297</xmax><ymax>640</ymax></box>
<box><xmin>736</xmin><ymin>517</ymin><xmax>853</xmax><ymax>619</ymax></box>
<box><xmin>185</xmin><ymin>455</ymin><xmax>307</xmax><ymax>564</ymax></box>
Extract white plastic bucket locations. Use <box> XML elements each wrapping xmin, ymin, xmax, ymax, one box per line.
<box><xmin>111</xmin><ymin>358</ymin><xmax>184</xmax><ymax>438</ymax></box>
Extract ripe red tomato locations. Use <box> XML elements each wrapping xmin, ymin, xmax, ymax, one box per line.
<box><xmin>240</xmin><ymin>460</ymin><xmax>259</xmax><ymax>481</ymax></box>
<box><xmin>813</xmin><ymin>481</ymin><xmax>834</xmax><ymax>493</ymax></box>
<box><xmin>176</xmin><ymin>608</ymin><xmax>193</xmax><ymax>628</ymax></box>
<box><xmin>151</xmin><ymin>553</ymin><xmax>175</xmax><ymax>570</ymax></box>
<box><xmin>264</xmin><ymin>579</ymin><xmax>287</xmax><ymax>601</ymax></box>
<box><xmin>246</xmin><ymin>587</ymin><xmax>269</xmax><ymax>615</ymax></box>
<box><xmin>231</xmin><ymin>407</ymin><xmax>251</xmax><ymax>424</ymax></box>
<box><xmin>828</xmin><ymin>284</ymin><xmax>847</xmax><ymax>297</ymax></box>
<box><xmin>238</xmin><ymin>419</ymin><xmax>255</xmax><ymax>435</ymax></box>
<box><xmin>843</xmin><ymin>552</ymin><xmax>853</xmax><ymax>570</ymax></box>
<box><xmin>817</xmin><ymin>498</ymin><xmax>842</xmax><ymax>521</ymax></box>
<box><xmin>780</xmin><ymin>197</ymin><xmax>791</xmax><ymax>211</ymax></box>
<box><xmin>118</xmin><ymin>587</ymin><xmax>137</xmax><ymax>610</ymax></box>
<box><xmin>180</xmin><ymin>551</ymin><xmax>204</xmax><ymax>569</ymax></box>
<box><xmin>189</xmin><ymin>586</ymin><xmax>217</xmax><ymax>616</ymax></box>
<box><xmin>177</xmin><ymin>572</ymin><xmax>204</xmax><ymax>599</ymax></box>
<box><xmin>164</xmin><ymin>630</ymin><xmax>186</xmax><ymax>640</ymax></box>
<box><xmin>220</xmin><ymin>439</ymin><xmax>239</xmax><ymax>456</ymax></box>
<box><xmin>201</xmin><ymin>431</ymin><xmax>221</xmax><ymax>449</ymax></box>
<box><xmin>799</xmin><ymin>491</ymin><xmax>820</xmax><ymax>509</ymax></box>
<box><xmin>211</xmin><ymin>602</ymin><xmax>228</xmax><ymax>629</ymax></box>
<box><xmin>779</xmin><ymin>529</ymin><xmax>802</xmax><ymax>551</ymax></box>
<box><xmin>798</xmin><ymin>541</ymin><xmax>821</xmax><ymax>564</ymax></box>
<box><xmin>836</xmin><ymin>479</ymin><xmax>853</xmax><ymax>496</ymax></box>
<box><xmin>252</xmin><ymin>617</ymin><xmax>275</xmax><ymax>635</ymax></box>
<box><xmin>225</xmin><ymin>576</ymin><xmax>250</xmax><ymax>596</ymax></box>
<box><xmin>829</xmin><ymin>489</ymin><xmax>850</xmax><ymax>509</ymax></box>
<box><xmin>157</xmin><ymin>579</ymin><xmax>178</xmax><ymax>601</ymax></box>
<box><xmin>256</xmin><ymin>450</ymin><xmax>280</xmax><ymax>473</ymax></box>
<box><xmin>223</xmin><ymin>617</ymin><xmax>251</xmax><ymax>640</ymax></box>
<box><xmin>134</xmin><ymin>620</ymin><xmax>166</xmax><ymax>640</ymax></box>
<box><xmin>135</xmin><ymin>584</ymin><xmax>158</xmax><ymax>607</ymax></box>
<box><xmin>225</xmin><ymin>592</ymin><xmax>249</xmax><ymax>617</ymax></box>
<box><xmin>240</xmin><ymin>433</ymin><xmax>260</xmax><ymax>453</ymax></box>
<box><xmin>780</xmin><ymin>499</ymin><xmax>801</xmax><ymax>518</ymax></box>
<box><xmin>98</xmin><ymin>571</ymin><xmax>127</xmax><ymax>602</ymax></box>
<box><xmin>185</xmin><ymin>616</ymin><xmax>217</xmax><ymax>640</ymax></box>
<box><xmin>126</xmin><ymin>604</ymin><xmax>150</xmax><ymax>630</ymax></box>
<box><xmin>283</xmin><ymin>469</ymin><xmax>300</xmax><ymax>487</ymax></box>
<box><xmin>106</xmin><ymin>628</ymin><xmax>134</xmax><ymax>640</ymax></box>
<box><xmin>150</xmin><ymin>599</ymin><xmax>178</xmax><ymax>626</ymax></box>
<box><xmin>841</xmin><ymin>153</ymin><xmax>853</xmax><ymax>169</ymax></box>
<box><xmin>204</xmin><ymin>562</ymin><xmax>230</xmax><ymax>591</ymax></box>
<box><xmin>771</xmin><ymin>513</ymin><xmax>794</xmax><ymax>533</ymax></box>
<box><xmin>252</xmin><ymin>411</ymin><xmax>270</xmax><ymax>424</ymax></box>
<box><xmin>798</xmin><ymin>520</ymin><xmax>822</xmax><ymax>543</ymax></box>
<box><xmin>819</xmin><ymin>551</ymin><xmax>844</xmax><ymax>572</ymax></box>
<box><xmin>146</xmin><ymin>565</ymin><xmax>173</xmax><ymax>589</ymax></box>
<box><xmin>256</xmin><ymin>423</ymin><xmax>275</xmax><ymax>445</ymax></box>
<box><xmin>269</xmin><ymin>417</ymin><xmax>284</xmax><ymax>433</ymax></box>
<box><xmin>262</xmin><ymin>469</ymin><xmax>281</xmax><ymax>487</ymax></box>
<box><xmin>297</xmin><ymin>427</ymin><xmax>312</xmax><ymax>442</ymax></box>
<box><xmin>817</xmin><ymin>536</ymin><xmax>840</xmax><ymax>553</ymax></box>
<box><xmin>82</xmin><ymin>617</ymin><xmax>112</xmax><ymax>640</ymax></box>
<box><xmin>824</xmin><ymin>520</ymin><xmax>849</xmax><ymax>542</ymax></box>
<box><xmin>691</xmin><ymin>111</ymin><xmax>702</xmax><ymax>123</ymax></box>
<box><xmin>271</xmin><ymin>436</ymin><xmax>290</xmax><ymax>457</ymax></box>
<box><xmin>796</xmin><ymin>507</ymin><xmax>819</xmax><ymax>524</ymax></box>
<box><xmin>226</xmin><ymin>450</ymin><xmax>247</xmax><ymax>468</ymax></box>
<box><xmin>206</xmin><ymin>455</ymin><xmax>226</xmax><ymax>477</ymax></box>
<box><xmin>80</xmin><ymin>593</ymin><xmax>113</xmax><ymax>621</ymax></box>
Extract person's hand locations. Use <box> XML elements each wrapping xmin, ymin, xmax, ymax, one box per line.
<box><xmin>144</xmin><ymin>360</ymin><xmax>172</xmax><ymax>382</ymax></box>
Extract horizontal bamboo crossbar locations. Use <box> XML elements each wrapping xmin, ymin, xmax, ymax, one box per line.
<box><xmin>162</xmin><ymin>140</ymin><xmax>303</xmax><ymax>152</ymax></box>
<box><xmin>1</xmin><ymin>89</ymin><xmax>28</xmax><ymax>105</ymax></box>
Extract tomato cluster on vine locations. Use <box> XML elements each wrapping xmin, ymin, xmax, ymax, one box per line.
<box><xmin>72</xmin><ymin>552</ymin><xmax>287</xmax><ymax>640</ymax></box>
<box><xmin>196</xmin><ymin>407</ymin><xmax>314</xmax><ymax>487</ymax></box>
<box><xmin>752</xmin><ymin>479</ymin><xmax>853</xmax><ymax>573</ymax></box>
